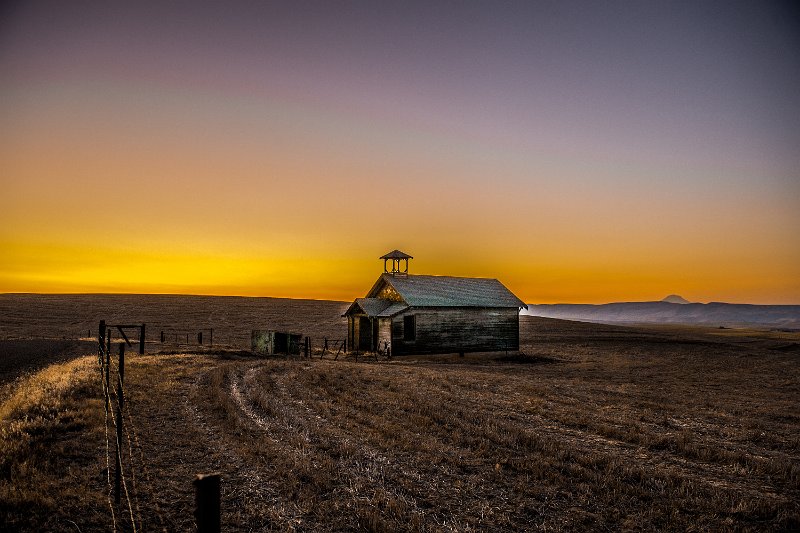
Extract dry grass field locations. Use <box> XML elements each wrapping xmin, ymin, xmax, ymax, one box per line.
<box><xmin>1</xmin><ymin>295</ymin><xmax>799</xmax><ymax>531</ymax></box>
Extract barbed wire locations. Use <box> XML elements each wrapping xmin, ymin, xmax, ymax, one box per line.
<box><xmin>125</xmin><ymin>412</ymin><xmax>168</xmax><ymax>531</ymax></box>
<box><xmin>99</xmin><ymin>345</ymin><xmax>140</xmax><ymax>533</ymax></box>
<box><xmin>98</xmin><ymin>354</ymin><xmax>117</xmax><ymax>532</ymax></box>
<box><xmin>108</xmin><ymin>371</ymin><xmax>138</xmax><ymax>532</ymax></box>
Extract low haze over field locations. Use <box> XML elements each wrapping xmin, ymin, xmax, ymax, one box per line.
<box><xmin>1</xmin><ymin>1</ymin><xmax>798</xmax><ymax>303</ymax></box>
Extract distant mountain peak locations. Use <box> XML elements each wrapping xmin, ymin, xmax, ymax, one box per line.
<box><xmin>662</xmin><ymin>294</ymin><xmax>690</xmax><ymax>304</ymax></box>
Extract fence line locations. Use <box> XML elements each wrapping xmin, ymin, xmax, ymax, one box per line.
<box><xmin>108</xmin><ymin>379</ymin><xmax>138</xmax><ymax>532</ymax></box>
<box><xmin>94</xmin><ymin>320</ymin><xmax>358</xmax><ymax>531</ymax></box>
<box><xmin>98</xmin><ymin>321</ymin><xmax>140</xmax><ymax>533</ymax></box>
<box><xmin>98</xmin><ymin>322</ymin><xmax>118</xmax><ymax>532</ymax></box>
<box><xmin>98</xmin><ymin>319</ymin><xmax>218</xmax><ymax>532</ymax></box>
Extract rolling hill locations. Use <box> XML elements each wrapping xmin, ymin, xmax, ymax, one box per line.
<box><xmin>524</xmin><ymin>300</ymin><xmax>800</xmax><ymax>329</ymax></box>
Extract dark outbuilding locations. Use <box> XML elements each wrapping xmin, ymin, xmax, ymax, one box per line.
<box><xmin>344</xmin><ymin>251</ymin><xmax>527</xmax><ymax>355</ymax></box>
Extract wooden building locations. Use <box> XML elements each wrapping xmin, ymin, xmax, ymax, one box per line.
<box><xmin>344</xmin><ymin>250</ymin><xmax>527</xmax><ymax>355</ymax></box>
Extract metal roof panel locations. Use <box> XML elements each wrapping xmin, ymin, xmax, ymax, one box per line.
<box><xmin>372</xmin><ymin>274</ymin><xmax>527</xmax><ymax>308</ymax></box>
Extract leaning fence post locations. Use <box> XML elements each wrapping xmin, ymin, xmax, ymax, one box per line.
<box><xmin>140</xmin><ymin>323</ymin><xmax>146</xmax><ymax>354</ymax></box>
<box><xmin>194</xmin><ymin>473</ymin><xmax>221</xmax><ymax>533</ymax></box>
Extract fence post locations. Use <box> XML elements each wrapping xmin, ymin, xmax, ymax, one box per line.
<box><xmin>140</xmin><ymin>323</ymin><xmax>146</xmax><ymax>354</ymax></box>
<box><xmin>194</xmin><ymin>473</ymin><xmax>221</xmax><ymax>533</ymax></box>
<box><xmin>210</xmin><ymin>328</ymin><xmax>213</xmax><ymax>347</ymax></box>
<box><xmin>161</xmin><ymin>330</ymin><xmax>165</xmax><ymax>343</ymax></box>
<box><xmin>115</xmin><ymin>343</ymin><xmax>125</xmax><ymax>504</ymax></box>
<box><xmin>334</xmin><ymin>339</ymin><xmax>344</xmax><ymax>360</ymax></box>
<box><xmin>304</xmin><ymin>336</ymin><xmax>309</xmax><ymax>358</ymax></box>
<box><xmin>198</xmin><ymin>331</ymin><xmax>203</xmax><ymax>345</ymax></box>
<box><xmin>99</xmin><ymin>320</ymin><xmax>106</xmax><ymax>365</ymax></box>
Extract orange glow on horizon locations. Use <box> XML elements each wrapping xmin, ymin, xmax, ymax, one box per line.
<box><xmin>2</xmin><ymin>5</ymin><xmax>798</xmax><ymax>305</ymax></box>
<box><xmin>1</xmin><ymin>234</ymin><xmax>798</xmax><ymax>304</ymax></box>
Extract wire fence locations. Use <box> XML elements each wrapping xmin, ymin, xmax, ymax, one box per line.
<box><xmin>92</xmin><ymin>320</ymin><xmax>365</xmax><ymax>531</ymax></box>
<box><xmin>97</xmin><ymin>321</ymin><xmax>174</xmax><ymax>533</ymax></box>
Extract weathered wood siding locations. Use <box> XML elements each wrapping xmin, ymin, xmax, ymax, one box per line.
<box><xmin>390</xmin><ymin>307</ymin><xmax>520</xmax><ymax>355</ymax></box>
<box><xmin>377</xmin><ymin>318</ymin><xmax>392</xmax><ymax>352</ymax></box>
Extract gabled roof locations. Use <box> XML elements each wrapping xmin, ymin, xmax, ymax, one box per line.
<box><xmin>380</xmin><ymin>249</ymin><xmax>413</xmax><ymax>259</ymax></box>
<box><xmin>367</xmin><ymin>274</ymin><xmax>527</xmax><ymax>309</ymax></box>
<box><xmin>343</xmin><ymin>298</ymin><xmax>410</xmax><ymax>318</ymax></box>
<box><xmin>344</xmin><ymin>298</ymin><xmax>392</xmax><ymax>317</ymax></box>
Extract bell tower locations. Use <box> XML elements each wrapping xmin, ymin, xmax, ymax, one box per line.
<box><xmin>380</xmin><ymin>250</ymin><xmax>413</xmax><ymax>276</ymax></box>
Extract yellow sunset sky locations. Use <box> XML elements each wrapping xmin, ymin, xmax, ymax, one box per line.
<box><xmin>1</xmin><ymin>2</ymin><xmax>798</xmax><ymax>303</ymax></box>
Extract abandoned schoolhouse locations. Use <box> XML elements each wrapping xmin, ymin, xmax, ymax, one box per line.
<box><xmin>343</xmin><ymin>250</ymin><xmax>527</xmax><ymax>356</ymax></box>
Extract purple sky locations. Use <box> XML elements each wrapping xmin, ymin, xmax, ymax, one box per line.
<box><xmin>1</xmin><ymin>1</ymin><xmax>799</xmax><ymax>302</ymax></box>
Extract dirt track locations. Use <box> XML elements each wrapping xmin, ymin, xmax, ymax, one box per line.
<box><xmin>117</xmin><ymin>328</ymin><xmax>799</xmax><ymax>531</ymax></box>
<box><xmin>2</xmin><ymin>294</ymin><xmax>799</xmax><ymax>530</ymax></box>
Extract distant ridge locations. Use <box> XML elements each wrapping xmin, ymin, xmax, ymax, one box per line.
<box><xmin>661</xmin><ymin>294</ymin><xmax>690</xmax><ymax>304</ymax></box>
<box><xmin>524</xmin><ymin>300</ymin><xmax>800</xmax><ymax>329</ymax></box>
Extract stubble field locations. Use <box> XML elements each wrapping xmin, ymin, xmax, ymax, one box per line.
<box><xmin>1</xmin><ymin>294</ymin><xmax>798</xmax><ymax>531</ymax></box>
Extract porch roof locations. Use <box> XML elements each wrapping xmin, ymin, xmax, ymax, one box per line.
<box><xmin>343</xmin><ymin>298</ymin><xmax>410</xmax><ymax>318</ymax></box>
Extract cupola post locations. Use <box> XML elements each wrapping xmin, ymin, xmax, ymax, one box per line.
<box><xmin>380</xmin><ymin>250</ymin><xmax>413</xmax><ymax>276</ymax></box>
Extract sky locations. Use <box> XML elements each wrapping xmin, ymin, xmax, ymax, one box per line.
<box><xmin>1</xmin><ymin>1</ymin><xmax>799</xmax><ymax>304</ymax></box>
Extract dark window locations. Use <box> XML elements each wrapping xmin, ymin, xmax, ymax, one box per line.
<box><xmin>403</xmin><ymin>315</ymin><xmax>416</xmax><ymax>341</ymax></box>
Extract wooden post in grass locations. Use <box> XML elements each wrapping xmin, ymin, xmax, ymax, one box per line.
<box><xmin>99</xmin><ymin>320</ymin><xmax>106</xmax><ymax>364</ymax></box>
<box><xmin>105</xmin><ymin>328</ymin><xmax>111</xmax><ymax>390</ymax></box>
<box><xmin>194</xmin><ymin>473</ymin><xmax>221</xmax><ymax>533</ymax></box>
<box><xmin>139</xmin><ymin>323</ymin><xmax>146</xmax><ymax>354</ymax></box>
<box><xmin>334</xmin><ymin>339</ymin><xmax>345</xmax><ymax>360</ymax></box>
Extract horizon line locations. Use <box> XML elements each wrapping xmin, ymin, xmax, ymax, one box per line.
<box><xmin>2</xmin><ymin>291</ymin><xmax>798</xmax><ymax>307</ymax></box>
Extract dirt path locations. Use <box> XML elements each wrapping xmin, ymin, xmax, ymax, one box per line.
<box><xmin>113</xmin><ymin>348</ymin><xmax>799</xmax><ymax>531</ymax></box>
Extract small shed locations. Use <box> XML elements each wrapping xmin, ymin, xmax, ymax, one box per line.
<box><xmin>344</xmin><ymin>251</ymin><xmax>527</xmax><ymax>355</ymax></box>
<box><xmin>251</xmin><ymin>330</ymin><xmax>303</xmax><ymax>355</ymax></box>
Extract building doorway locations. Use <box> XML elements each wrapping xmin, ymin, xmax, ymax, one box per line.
<box><xmin>358</xmin><ymin>317</ymin><xmax>372</xmax><ymax>352</ymax></box>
